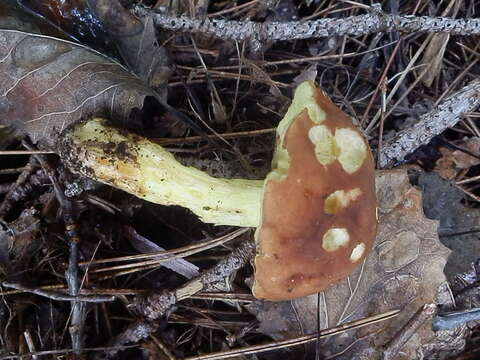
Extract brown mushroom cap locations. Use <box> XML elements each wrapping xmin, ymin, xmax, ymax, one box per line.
<box><xmin>253</xmin><ymin>81</ymin><xmax>377</xmax><ymax>301</ymax></box>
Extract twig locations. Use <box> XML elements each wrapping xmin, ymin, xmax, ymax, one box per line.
<box><xmin>0</xmin><ymin>150</ymin><xmax>55</xmax><ymax>155</ymax></box>
<box><xmin>0</xmin><ymin>160</ymin><xmax>37</xmax><ymax>218</ymax></box>
<box><xmin>136</xmin><ymin>5</ymin><xmax>480</xmax><ymax>52</ymax></box>
<box><xmin>0</xmin><ymin>345</ymin><xmax>136</xmax><ymax>359</ymax></box>
<box><xmin>379</xmin><ymin>78</ymin><xmax>480</xmax><ymax>168</ymax></box>
<box><xmin>0</xmin><ymin>167</ymin><xmax>28</xmax><ymax>175</ymax></box>
<box><xmin>0</xmin><ymin>168</ymin><xmax>48</xmax><ymax>215</ymax></box>
<box><xmin>432</xmin><ymin>307</ymin><xmax>480</xmax><ymax>331</ymax></box>
<box><xmin>133</xmin><ymin>239</ymin><xmax>256</xmax><ymax>320</ymax></box>
<box><xmin>377</xmin><ymin>78</ymin><xmax>387</xmax><ymax>164</ymax></box>
<box><xmin>23</xmin><ymin>330</ymin><xmax>38</xmax><ymax>360</ymax></box>
<box><xmin>22</xmin><ymin>141</ymin><xmax>86</xmax><ymax>354</ymax></box>
<box><xmin>189</xmin><ymin>292</ymin><xmax>255</xmax><ymax>302</ymax></box>
<box><xmin>82</xmin><ymin>228</ymin><xmax>249</xmax><ymax>268</ymax></box>
<box><xmin>84</xmin><ymin>230</ymin><xmax>249</xmax><ymax>282</ymax></box>
<box><xmin>1</xmin><ymin>282</ymin><xmax>114</xmax><ymax>302</ymax></box>
<box><xmin>150</xmin><ymin>334</ymin><xmax>177</xmax><ymax>360</ymax></box>
<box><xmin>65</xmin><ymin>219</ymin><xmax>86</xmax><ymax>354</ymax></box>
<box><xmin>107</xmin><ymin>240</ymin><xmax>256</xmax><ymax>353</ymax></box>
<box><xmin>152</xmin><ymin>128</ymin><xmax>275</xmax><ymax>146</ymax></box>
<box><xmin>184</xmin><ymin>309</ymin><xmax>400</xmax><ymax>360</ymax></box>
<box><xmin>382</xmin><ymin>303</ymin><xmax>437</xmax><ymax>360</ymax></box>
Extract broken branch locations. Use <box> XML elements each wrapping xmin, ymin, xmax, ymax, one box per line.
<box><xmin>136</xmin><ymin>6</ymin><xmax>480</xmax><ymax>48</ymax></box>
<box><xmin>106</xmin><ymin>240</ymin><xmax>255</xmax><ymax>353</ymax></box>
<box><xmin>379</xmin><ymin>78</ymin><xmax>480</xmax><ymax>168</ymax></box>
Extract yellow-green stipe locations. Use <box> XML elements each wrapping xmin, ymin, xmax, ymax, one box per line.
<box><xmin>61</xmin><ymin>118</ymin><xmax>263</xmax><ymax>227</ymax></box>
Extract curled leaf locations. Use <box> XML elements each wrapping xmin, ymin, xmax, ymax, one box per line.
<box><xmin>0</xmin><ymin>2</ymin><xmax>164</xmax><ymax>147</ymax></box>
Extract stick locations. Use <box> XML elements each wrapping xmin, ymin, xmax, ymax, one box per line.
<box><xmin>22</xmin><ymin>141</ymin><xmax>87</xmax><ymax>354</ymax></box>
<box><xmin>432</xmin><ymin>307</ymin><xmax>480</xmax><ymax>331</ymax></box>
<box><xmin>0</xmin><ymin>160</ymin><xmax>36</xmax><ymax>218</ymax></box>
<box><xmin>106</xmin><ymin>240</ymin><xmax>255</xmax><ymax>354</ymax></box>
<box><xmin>1</xmin><ymin>282</ymin><xmax>114</xmax><ymax>303</ymax></box>
<box><xmin>185</xmin><ymin>309</ymin><xmax>400</xmax><ymax>360</ymax></box>
<box><xmin>379</xmin><ymin>78</ymin><xmax>480</xmax><ymax>168</ymax></box>
<box><xmin>382</xmin><ymin>303</ymin><xmax>437</xmax><ymax>360</ymax></box>
<box><xmin>136</xmin><ymin>6</ymin><xmax>480</xmax><ymax>49</ymax></box>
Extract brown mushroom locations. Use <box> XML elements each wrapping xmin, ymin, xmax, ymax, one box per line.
<box><xmin>57</xmin><ymin>81</ymin><xmax>376</xmax><ymax>301</ymax></box>
<box><xmin>253</xmin><ymin>81</ymin><xmax>377</xmax><ymax>300</ymax></box>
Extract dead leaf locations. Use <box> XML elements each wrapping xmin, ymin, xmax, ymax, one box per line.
<box><xmin>0</xmin><ymin>1</ymin><xmax>72</xmax><ymax>41</ymax></box>
<box><xmin>0</xmin><ymin>2</ymin><xmax>163</xmax><ymax>147</ymax></box>
<box><xmin>89</xmin><ymin>0</ymin><xmax>172</xmax><ymax>91</ymax></box>
<box><xmin>420</xmin><ymin>33</ymin><xmax>450</xmax><ymax>88</ymax></box>
<box><xmin>434</xmin><ymin>138</ymin><xmax>480</xmax><ymax>179</ymax></box>
<box><xmin>17</xmin><ymin>0</ymin><xmax>110</xmax><ymax>51</ymax></box>
<box><xmin>419</xmin><ymin>0</ymin><xmax>459</xmax><ymax>87</ymax></box>
<box><xmin>248</xmin><ymin>169</ymin><xmax>461</xmax><ymax>359</ymax></box>
<box><xmin>451</xmin><ymin>138</ymin><xmax>480</xmax><ymax>168</ymax></box>
<box><xmin>434</xmin><ymin>147</ymin><xmax>458</xmax><ymax>180</ymax></box>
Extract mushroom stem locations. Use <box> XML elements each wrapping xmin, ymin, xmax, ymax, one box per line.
<box><xmin>59</xmin><ymin>118</ymin><xmax>263</xmax><ymax>227</ymax></box>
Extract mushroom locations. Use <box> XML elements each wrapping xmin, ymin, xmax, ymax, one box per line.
<box><xmin>252</xmin><ymin>81</ymin><xmax>377</xmax><ymax>300</ymax></box>
<box><xmin>58</xmin><ymin>81</ymin><xmax>377</xmax><ymax>300</ymax></box>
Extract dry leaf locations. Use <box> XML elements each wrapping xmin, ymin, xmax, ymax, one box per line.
<box><xmin>89</xmin><ymin>0</ymin><xmax>172</xmax><ymax>91</ymax></box>
<box><xmin>434</xmin><ymin>138</ymin><xmax>480</xmax><ymax>179</ymax></box>
<box><xmin>248</xmin><ymin>170</ymin><xmax>461</xmax><ymax>359</ymax></box>
<box><xmin>434</xmin><ymin>147</ymin><xmax>458</xmax><ymax>180</ymax></box>
<box><xmin>420</xmin><ymin>33</ymin><xmax>450</xmax><ymax>88</ymax></box>
<box><xmin>451</xmin><ymin>138</ymin><xmax>480</xmax><ymax>168</ymax></box>
<box><xmin>419</xmin><ymin>0</ymin><xmax>459</xmax><ymax>87</ymax></box>
<box><xmin>17</xmin><ymin>0</ymin><xmax>109</xmax><ymax>50</ymax></box>
<box><xmin>0</xmin><ymin>2</ymin><xmax>163</xmax><ymax>147</ymax></box>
